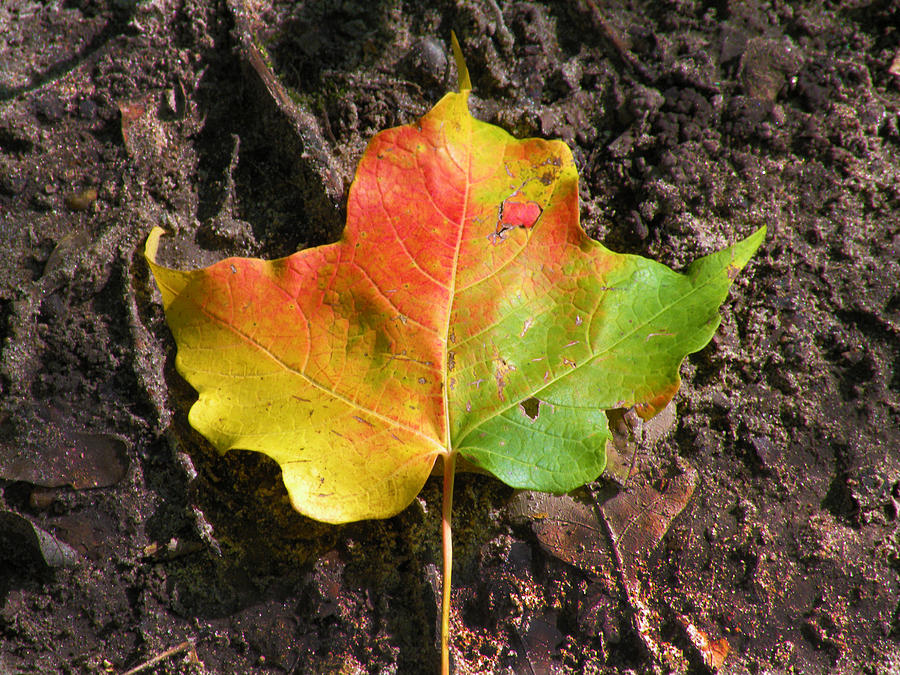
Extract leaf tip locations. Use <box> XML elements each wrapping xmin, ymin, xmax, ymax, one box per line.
<box><xmin>450</xmin><ymin>31</ymin><xmax>471</xmax><ymax>92</ymax></box>
<box><xmin>748</xmin><ymin>224</ymin><xmax>767</xmax><ymax>249</ymax></box>
<box><xmin>734</xmin><ymin>224</ymin><xmax>767</xmax><ymax>270</ymax></box>
<box><xmin>144</xmin><ymin>226</ymin><xmax>167</xmax><ymax>265</ymax></box>
<box><xmin>144</xmin><ymin>227</ymin><xmax>192</xmax><ymax>309</ymax></box>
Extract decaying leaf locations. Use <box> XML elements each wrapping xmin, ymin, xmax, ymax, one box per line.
<box><xmin>599</xmin><ymin>462</ymin><xmax>702</xmax><ymax>671</ymax></box>
<box><xmin>513</xmin><ymin>612</ymin><xmax>564</xmax><ymax>674</ymax></box>
<box><xmin>509</xmin><ymin>491</ymin><xmax>616</xmax><ymax>576</ymax></box>
<box><xmin>0</xmin><ymin>510</ymin><xmax>79</xmax><ymax>568</ymax></box>
<box><xmin>0</xmin><ymin>405</ymin><xmax>129</xmax><ymax>490</ymax></box>
<box><xmin>681</xmin><ymin>617</ymin><xmax>730</xmax><ymax>671</ymax></box>
<box><xmin>512</xmin><ymin>464</ymin><xmax>710</xmax><ymax>670</ymax></box>
<box><xmin>604</xmin><ymin>401</ymin><xmax>677</xmax><ymax>484</ymax></box>
<box><xmin>601</xmin><ymin>462</ymin><xmax>699</xmax><ymax>581</ymax></box>
<box><xmin>510</xmin><ymin>455</ymin><xmax>696</xmax><ymax>582</ymax></box>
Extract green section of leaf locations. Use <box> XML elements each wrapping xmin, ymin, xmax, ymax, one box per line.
<box><xmin>455</xmin><ymin>228</ymin><xmax>765</xmax><ymax>492</ymax></box>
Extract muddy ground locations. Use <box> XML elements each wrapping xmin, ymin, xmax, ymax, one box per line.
<box><xmin>1</xmin><ymin>1</ymin><xmax>899</xmax><ymax>673</ymax></box>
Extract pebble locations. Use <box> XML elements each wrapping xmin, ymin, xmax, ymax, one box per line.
<box><xmin>65</xmin><ymin>188</ymin><xmax>98</xmax><ymax>211</ymax></box>
<box><xmin>34</xmin><ymin>95</ymin><xmax>65</xmax><ymax>123</ymax></box>
<box><xmin>402</xmin><ymin>37</ymin><xmax>448</xmax><ymax>89</ymax></box>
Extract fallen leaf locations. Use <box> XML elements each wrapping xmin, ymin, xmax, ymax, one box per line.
<box><xmin>146</xmin><ymin>88</ymin><xmax>763</xmax><ymax>523</ymax></box>
<box><xmin>604</xmin><ymin>401</ymin><xmax>677</xmax><ymax>484</ymax></box>
<box><xmin>601</xmin><ymin>462</ymin><xmax>699</xmax><ymax>580</ymax></box>
<box><xmin>146</xmin><ymin>50</ymin><xmax>763</xmax><ymax>670</ymax></box>
<box><xmin>509</xmin><ymin>491</ymin><xmax>615</xmax><ymax>575</ymax></box>
<box><xmin>0</xmin><ymin>511</ymin><xmax>79</xmax><ymax>568</ymax></box>
<box><xmin>0</xmin><ymin>405</ymin><xmax>129</xmax><ymax>489</ymax></box>
<box><xmin>586</xmin><ymin>464</ymin><xmax>701</xmax><ymax>672</ymax></box>
<box><xmin>514</xmin><ymin>612</ymin><xmax>564</xmax><ymax>675</ymax></box>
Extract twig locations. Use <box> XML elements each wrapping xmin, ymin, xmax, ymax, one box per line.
<box><xmin>581</xmin><ymin>0</ymin><xmax>654</xmax><ymax>82</ymax></box>
<box><xmin>119</xmin><ymin>639</ymin><xmax>198</xmax><ymax>675</ymax></box>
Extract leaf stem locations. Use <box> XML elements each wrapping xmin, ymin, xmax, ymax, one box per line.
<box><xmin>441</xmin><ymin>451</ymin><xmax>456</xmax><ymax>675</ymax></box>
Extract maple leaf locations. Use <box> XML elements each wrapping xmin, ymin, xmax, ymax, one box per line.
<box><xmin>145</xmin><ymin>44</ymin><xmax>763</xmax><ymax>672</ymax></box>
<box><xmin>146</xmin><ymin>92</ymin><xmax>763</xmax><ymax>520</ymax></box>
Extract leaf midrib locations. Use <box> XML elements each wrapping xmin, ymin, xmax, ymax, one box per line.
<box><xmin>439</xmin><ymin>108</ymin><xmax>474</xmax><ymax>455</ymax></box>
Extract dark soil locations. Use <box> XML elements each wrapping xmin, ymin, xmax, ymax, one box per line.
<box><xmin>1</xmin><ymin>1</ymin><xmax>898</xmax><ymax>673</ymax></box>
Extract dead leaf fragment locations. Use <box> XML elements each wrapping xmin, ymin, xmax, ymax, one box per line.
<box><xmin>64</xmin><ymin>187</ymin><xmax>98</xmax><ymax>211</ymax></box>
<box><xmin>681</xmin><ymin>618</ymin><xmax>730</xmax><ymax>671</ymax></box>
<box><xmin>509</xmin><ymin>491</ymin><xmax>615</xmax><ymax>575</ymax></box>
<box><xmin>0</xmin><ymin>407</ymin><xmax>129</xmax><ymax>489</ymax></box>
<box><xmin>601</xmin><ymin>462</ymin><xmax>699</xmax><ymax>578</ymax></box>
<box><xmin>605</xmin><ymin>401</ymin><xmax>677</xmax><ymax>484</ymax></box>
<box><xmin>0</xmin><ymin>511</ymin><xmax>79</xmax><ymax>568</ymax></box>
<box><xmin>118</xmin><ymin>95</ymin><xmax>177</xmax><ymax>162</ymax></box>
<box><xmin>514</xmin><ymin>612</ymin><xmax>564</xmax><ymax>675</ymax></box>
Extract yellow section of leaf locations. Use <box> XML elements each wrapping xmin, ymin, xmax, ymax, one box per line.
<box><xmin>145</xmin><ymin>228</ymin><xmax>444</xmax><ymax>523</ymax></box>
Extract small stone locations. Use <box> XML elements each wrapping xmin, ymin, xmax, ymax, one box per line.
<box><xmin>401</xmin><ymin>37</ymin><xmax>448</xmax><ymax>90</ymax></box>
<box><xmin>34</xmin><ymin>95</ymin><xmax>65</xmax><ymax>123</ymax></box>
<box><xmin>78</xmin><ymin>98</ymin><xmax>98</xmax><ymax>120</ymax></box>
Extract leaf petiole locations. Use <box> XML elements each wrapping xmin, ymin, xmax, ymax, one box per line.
<box><xmin>441</xmin><ymin>452</ymin><xmax>456</xmax><ymax>675</ymax></box>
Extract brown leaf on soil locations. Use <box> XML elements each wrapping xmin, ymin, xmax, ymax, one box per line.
<box><xmin>604</xmin><ymin>401</ymin><xmax>677</xmax><ymax>484</ymax></box>
<box><xmin>0</xmin><ymin>407</ymin><xmax>128</xmax><ymax>489</ymax></box>
<box><xmin>514</xmin><ymin>612</ymin><xmax>564</xmax><ymax>674</ymax></box>
<box><xmin>508</xmin><ymin>491</ymin><xmax>616</xmax><ymax>575</ymax></box>
<box><xmin>600</xmin><ymin>462</ymin><xmax>698</xmax><ymax>581</ymax></box>
<box><xmin>0</xmin><ymin>511</ymin><xmax>79</xmax><ymax>568</ymax></box>
<box><xmin>534</xmin><ymin>497</ymin><xmax>615</xmax><ymax>575</ymax></box>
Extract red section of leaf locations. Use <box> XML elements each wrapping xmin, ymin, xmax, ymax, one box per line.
<box><xmin>500</xmin><ymin>198</ymin><xmax>542</xmax><ymax>229</ymax></box>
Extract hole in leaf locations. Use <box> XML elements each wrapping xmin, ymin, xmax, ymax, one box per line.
<box><xmin>520</xmin><ymin>397</ymin><xmax>541</xmax><ymax>420</ymax></box>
